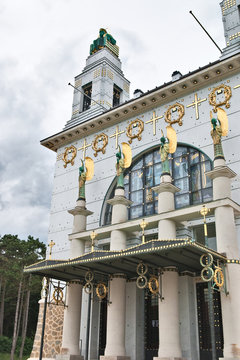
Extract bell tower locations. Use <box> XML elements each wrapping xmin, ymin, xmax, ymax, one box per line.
<box><xmin>64</xmin><ymin>28</ymin><xmax>130</xmax><ymax>130</ymax></box>
<box><xmin>220</xmin><ymin>0</ymin><xmax>240</xmax><ymax>59</ymax></box>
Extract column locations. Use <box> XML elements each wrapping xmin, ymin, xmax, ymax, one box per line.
<box><xmin>156</xmin><ymin>268</ymin><xmax>182</xmax><ymax>359</ymax></box>
<box><xmin>59</xmin><ymin>281</ymin><xmax>83</xmax><ymax>359</ymax></box>
<box><xmin>153</xmin><ymin>176</ymin><xmax>185</xmax><ymax>360</ymax></box>
<box><xmin>206</xmin><ymin>165</ymin><xmax>240</xmax><ymax>359</ymax></box>
<box><xmin>57</xmin><ymin>199</ymin><xmax>92</xmax><ymax>360</ymax></box>
<box><xmin>100</xmin><ymin>187</ymin><xmax>132</xmax><ymax>360</ymax></box>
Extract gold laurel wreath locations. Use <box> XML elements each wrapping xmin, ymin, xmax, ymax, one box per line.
<box><xmin>52</xmin><ymin>287</ymin><xmax>63</xmax><ymax>304</ymax></box>
<box><xmin>214</xmin><ymin>267</ymin><xmax>224</xmax><ymax>288</ymax></box>
<box><xmin>84</xmin><ymin>282</ymin><xmax>93</xmax><ymax>294</ymax></box>
<box><xmin>63</xmin><ymin>145</ymin><xmax>77</xmax><ymax>168</ymax></box>
<box><xmin>92</xmin><ymin>133</ymin><xmax>108</xmax><ymax>157</ymax></box>
<box><xmin>136</xmin><ymin>275</ymin><xmax>148</xmax><ymax>289</ymax></box>
<box><xmin>165</xmin><ymin>103</ymin><xmax>185</xmax><ymax>126</ymax></box>
<box><xmin>148</xmin><ymin>276</ymin><xmax>159</xmax><ymax>295</ymax></box>
<box><xmin>126</xmin><ymin>119</ymin><xmax>144</xmax><ymax>144</ymax></box>
<box><xmin>96</xmin><ymin>283</ymin><xmax>107</xmax><ymax>300</ymax></box>
<box><xmin>209</xmin><ymin>84</ymin><xmax>232</xmax><ymax>112</ymax></box>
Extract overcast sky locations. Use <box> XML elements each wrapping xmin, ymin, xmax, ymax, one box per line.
<box><xmin>0</xmin><ymin>0</ymin><xmax>224</xmax><ymax>244</ymax></box>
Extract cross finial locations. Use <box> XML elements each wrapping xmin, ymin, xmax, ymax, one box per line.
<box><xmin>48</xmin><ymin>240</ymin><xmax>55</xmax><ymax>260</ymax></box>
<box><xmin>90</xmin><ymin>231</ymin><xmax>97</xmax><ymax>252</ymax></box>
<box><xmin>140</xmin><ymin>219</ymin><xmax>148</xmax><ymax>244</ymax></box>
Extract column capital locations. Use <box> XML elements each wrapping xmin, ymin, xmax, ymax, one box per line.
<box><xmin>206</xmin><ymin>166</ymin><xmax>236</xmax><ymax>180</ymax></box>
<box><xmin>152</xmin><ymin>183</ymin><xmax>180</xmax><ymax>195</ymax></box>
<box><xmin>107</xmin><ymin>195</ymin><xmax>133</xmax><ymax>207</ymax></box>
<box><xmin>68</xmin><ymin>205</ymin><xmax>93</xmax><ymax>217</ymax></box>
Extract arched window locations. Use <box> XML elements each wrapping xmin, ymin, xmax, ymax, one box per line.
<box><xmin>102</xmin><ymin>145</ymin><xmax>213</xmax><ymax>226</ymax></box>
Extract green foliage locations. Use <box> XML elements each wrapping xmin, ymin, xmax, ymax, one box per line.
<box><xmin>0</xmin><ymin>336</ymin><xmax>33</xmax><ymax>355</ymax></box>
<box><xmin>0</xmin><ymin>235</ymin><xmax>46</xmax><ymax>336</ymax></box>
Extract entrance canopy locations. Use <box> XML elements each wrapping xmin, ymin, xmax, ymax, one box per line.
<box><xmin>24</xmin><ymin>239</ymin><xmax>227</xmax><ymax>282</ymax></box>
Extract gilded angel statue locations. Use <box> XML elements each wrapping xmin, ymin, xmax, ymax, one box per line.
<box><xmin>78</xmin><ymin>157</ymin><xmax>94</xmax><ymax>201</ymax></box>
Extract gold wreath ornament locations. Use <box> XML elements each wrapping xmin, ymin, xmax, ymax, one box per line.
<box><xmin>200</xmin><ymin>253</ymin><xmax>213</xmax><ymax>267</ymax></box>
<box><xmin>165</xmin><ymin>103</ymin><xmax>185</xmax><ymax>126</ymax></box>
<box><xmin>166</xmin><ymin>125</ymin><xmax>177</xmax><ymax>154</ymax></box>
<box><xmin>148</xmin><ymin>276</ymin><xmax>159</xmax><ymax>295</ymax></box>
<box><xmin>209</xmin><ymin>84</ymin><xmax>232</xmax><ymax>112</ymax></box>
<box><xmin>84</xmin><ymin>282</ymin><xmax>93</xmax><ymax>294</ymax></box>
<box><xmin>201</xmin><ymin>267</ymin><xmax>214</xmax><ymax>282</ymax></box>
<box><xmin>53</xmin><ymin>287</ymin><xmax>64</xmax><ymax>304</ymax></box>
<box><xmin>96</xmin><ymin>283</ymin><xmax>107</xmax><ymax>300</ymax></box>
<box><xmin>85</xmin><ymin>157</ymin><xmax>94</xmax><ymax>181</ymax></box>
<box><xmin>122</xmin><ymin>142</ymin><xmax>132</xmax><ymax>168</ymax></box>
<box><xmin>136</xmin><ymin>275</ymin><xmax>148</xmax><ymax>289</ymax></box>
<box><xmin>63</xmin><ymin>145</ymin><xmax>77</xmax><ymax>168</ymax></box>
<box><xmin>214</xmin><ymin>267</ymin><xmax>224</xmax><ymax>288</ymax></box>
<box><xmin>126</xmin><ymin>119</ymin><xmax>144</xmax><ymax>144</ymax></box>
<box><xmin>85</xmin><ymin>270</ymin><xmax>94</xmax><ymax>282</ymax></box>
<box><xmin>136</xmin><ymin>262</ymin><xmax>148</xmax><ymax>276</ymax></box>
<box><xmin>92</xmin><ymin>133</ymin><xmax>108</xmax><ymax>157</ymax></box>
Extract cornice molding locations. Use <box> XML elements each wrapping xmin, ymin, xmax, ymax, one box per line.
<box><xmin>41</xmin><ymin>53</ymin><xmax>240</xmax><ymax>152</ymax></box>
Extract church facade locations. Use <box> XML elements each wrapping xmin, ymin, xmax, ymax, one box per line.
<box><xmin>26</xmin><ymin>2</ymin><xmax>240</xmax><ymax>360</ymax></box>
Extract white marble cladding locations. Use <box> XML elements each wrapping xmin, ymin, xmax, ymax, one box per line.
<box><xmin>48</xmin><ymin>72</ymin><xmax>240</xmax><ymax>259</ymax></box>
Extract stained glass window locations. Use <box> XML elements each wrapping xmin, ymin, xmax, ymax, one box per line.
<box><xmin>102</xmin><ymin>145</ymin><xmax>213</xmax><ymax>225</ymax></box>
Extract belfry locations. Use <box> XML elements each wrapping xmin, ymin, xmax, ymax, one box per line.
<box><xmin>26</xmin><ymin>2</ymin><xmax>240</xmax><ymax>360</ymax></box>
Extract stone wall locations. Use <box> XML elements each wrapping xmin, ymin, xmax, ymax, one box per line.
<box><xmin>29</xmin><ymin>299</ymin><xmax>64</xmax><ymax>359</ymax></box>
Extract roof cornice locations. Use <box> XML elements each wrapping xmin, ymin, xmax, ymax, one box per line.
<box><xmin>41</xmin><ymin>53</ymin><xmax>240</xmax><ymax>152</ymax></box>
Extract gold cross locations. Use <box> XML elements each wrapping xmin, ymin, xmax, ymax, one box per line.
<box><xmin>234</xmin><ymin>84</ymin><xmax>240</xmax><ymax>89</ymax></box>
<box><xmin>146</xmin><ymin>111</ymin><xmax>163</xmax><ymax>136</ymax></box>
<box><xmin>187</xmin><ymin>94</ymin><xmax>207</xmax><ymax>120</ymax></box>
<box><xmin>78</xmin><ymin>139</ymin><xmax>91</xmax><ymax>159</ymax></box>
<box><xmin>200</xmin><ymin>205</ymin><xmax>210</xmax><ymax>237</ymax></box>
<box><xmin>48</xmin><ymin>240</ymin><xmax>55</xmax><ymax>260</ymax></box>
<box><xmin>90</xmin><ymin>231</ymin><xmax>97</xmax><ymax>252</ymax></box>
<box><xmin>110</xmin><ymin>125</ymin><xmax>125</xmax><ymax>149</ymax></box>
<box><xmin>140</xmin><ymin>219</ymin><xmax>148</xmax><ymax>244</ymax></box>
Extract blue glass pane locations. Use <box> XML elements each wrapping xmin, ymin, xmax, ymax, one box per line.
<box><xmin>131</xmin><ymin>159</ymin><xmax>143</xmax><ymax>171</ymax></box>
<box><xmin>154</xmin><ymin>163</ymin><xmax>161</xmax><ymax>185</ymax></box>
<box><xmin>145</xmin><ymin>153</ymin><xmax>153</xmax><ymax>166</ymax></box>
<box><xmin>174</xmin><ymin>147</ymin><xmax>187</xmax><ymax>157</ymax></box>
<box><xmin>131</xmin><ymin>170</ymin><xmax>143</xmax><ymax>191</ymax></box>
<box><xmin>191</xmin><ymin>164</ymin><xmax>201</xmax><ymax>191</ymax></box>
<box><xmin>202</xmin><ymin>188</ymin><xmax>213</xmax><ymax>202</ymax></box>
<box><xmin>131</xmin><ymin>190</ymin><xmax>143</xmax><ymax>204</ymax></box>
<box><xmin>174</xmin><ymin>177</ymin><xmax>189</xmax><ymax>194</ymax></box>
<box><xmin>192</xmin><ymin>191</ymin><xmax>202</xmax><ymax>204</ymax></box>
<box><xmin>190</xmin><ymin>151</ymin><xmax>200</xmax><ymax>165</ymax></box>
<box><xmin>175</xmin><ymin>194</ymin><xmax>190</xmax><ymax>208</ymax></box>
<box><xmin>154</xmin><ymin>150</ymin><xmax>161</xmax><ymax>163</ymax></box>
<box><xmin>144</xmin><ymin>203</ymin><xmax>154</xmax><ymax>216</ymax></box>
<box><xmin>145</xmin><ymin>166</ymin><xmax>153</xmax><ymax>187</ymax></box>
<box><xmin>201</xmin><ymin>161</ymin><xmax>212</xmax><ymax>188</ymax></box>
<box><xmin>130</xmin><ymin>206</ymin><xmax>143</xmax><ymax>219</ymax></box>
<box><xmin>173</xmin><ymin>155</ymin><xmax>188</xmax><ymax>179</ymax></box>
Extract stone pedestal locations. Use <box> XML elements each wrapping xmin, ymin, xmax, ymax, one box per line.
<box><xmin>56</xmin><ymin>282</ymin><xmax>83</xmax><ymax>360</ymax></box>
<box><xmin>154</xmin><ymin>268</ymin><xmax>183</xmax><ymax>360</ymax></box>
<box><xmin>206</xmin><ymin>165</ymin><xmax>240</xmax><ymax>358</ymax></box>
<box><xmin>68</xmin><ymin>200</ymin><xmax>93</xmax><ymax>258</ymax></box>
